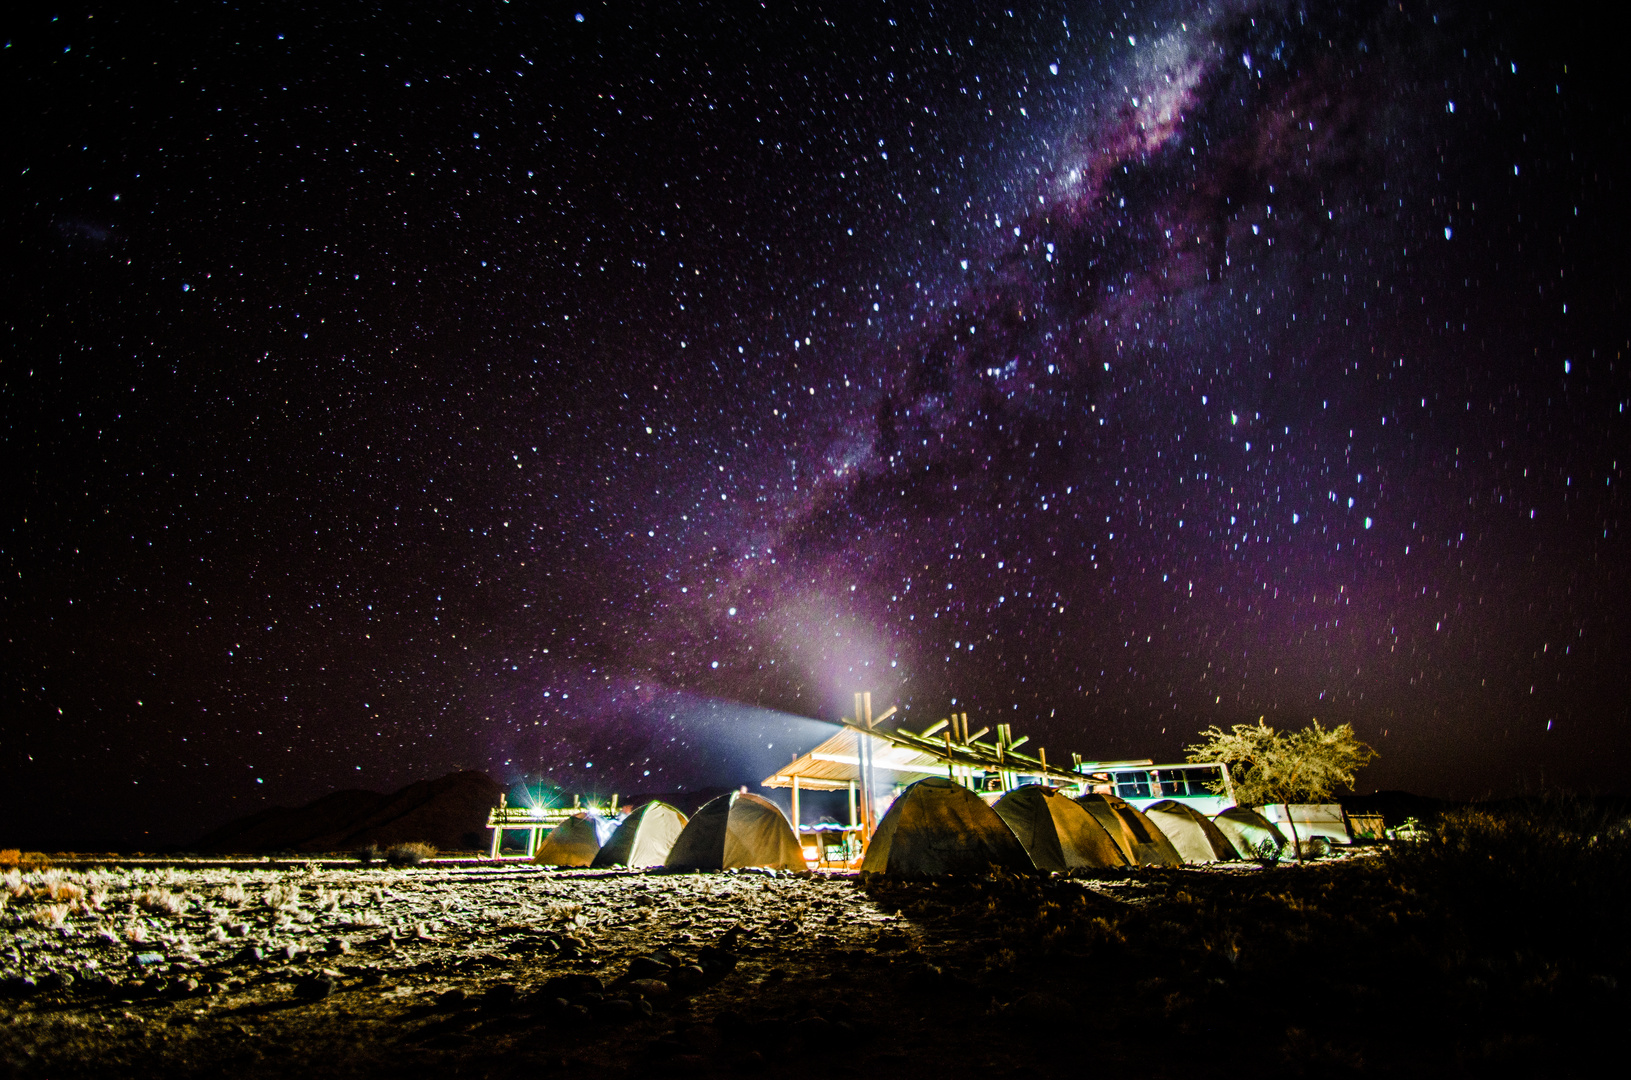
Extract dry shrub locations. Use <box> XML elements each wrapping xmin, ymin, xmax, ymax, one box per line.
<box><xmin>385</xmin><ymin>842</ymin><xmax>436</xmax><ymax>867</ymax></box>
<box><xmin>38</xmin><ymin>870</ymin><xmax>85</xmax><ymax>903</ymax></box>
<box><xmin>32</xmin><ymin>903</ymin><xmax>70</xmax><ymax>928</ymax></box>
<box><xmin>1385</xmin><ymin>796</ymin><xmax>1631</xmax><ymax>963</ymax></box>
<box><xmin>136</xmin><ymin>887</ymin><xmax>185</xmax><ymax>917</ymax></box>
<box><xmin>2</xmin><ymin>870</ymin><xmax>26</xmax><ymax>900</ymax></box>
<box><xmin>263</xmin><ymin>883</ymin><xmax>300</xmax><ymax>910</ymax></box>
<box><xmin>540</xmin><ymin>901</ymin><xmax>585</xmax><ymax>925</ymax></box>
<box><xmin>219</xmin><ymin>882</ymin><xmax>248</xmax><ymax>907</ymax></box>
<box><xmin>0</xmin><ymin>850</ymin><xmax>20</xmax><ymax>868</ymax></box>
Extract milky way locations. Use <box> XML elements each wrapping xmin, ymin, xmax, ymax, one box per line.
<box><xmin>7</xmin><ymin>1</ymin><xmax>1628</xmax><ymax>846</ymax></box>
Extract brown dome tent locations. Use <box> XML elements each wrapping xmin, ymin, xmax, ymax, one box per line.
<box><xmin>533</xmin><ymin>813</ymin><xmax>607</xmax><ymax>867</ymax></box>
<box><xmin>1143</xmin><ymin>800</ymin><xmax>1239</xmax><ymax>863</ymax></box>
<box><xmin>1074</xmin><ymin>793</ymin><xmax>1183</xmax><ymax>867</ymax></box>
<box><xmin>591</xmin><ymin>801</ymin><xmax>689</xmax><ymax>868</ymax></box>
<box><xmin>1212</xmin><ymin>805</ymin><xmax>1288</xmax><ymax>859</ymax></box>
<box><xmin>993</xmin><ymin>785</ymin><xmax>1127</xmax><ymax>872</ymax></box>
<box><xmin>861</xmin><ymin>776</ymin><xmax>1035</xmax><ymax>876</ymax></box>
<box><xmin>664</xmin><ymin>791</ymin><xmax>805</xmax><ymax>871</ymax></box>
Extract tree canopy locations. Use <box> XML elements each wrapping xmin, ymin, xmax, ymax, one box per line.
<box><xmin>1186</xmin><ymin>718</ymin><xmax>1378</xmax><ymax>806</ymax></box>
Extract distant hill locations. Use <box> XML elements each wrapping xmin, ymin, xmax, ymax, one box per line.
<box><xmin>195</xmin><ymin>771</ymin><xmax>502</xmax><ymax>854</ymax></box>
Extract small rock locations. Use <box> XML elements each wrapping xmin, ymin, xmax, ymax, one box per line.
<box><xmin>436</xmin><ymin>987</ymin><xmax>468</xmax><ymax>1009</ymax></box>
<box><xmin>634</xmin><ymin>894</ymin><xmax>656</xmax><ymax>908</ymax></box>
<box><xmin>698</xmin><ymin>946</ymin><xmax>738</xmax><ymax>977</ymax></box>
<box><xmin>38</xmin><ymin>971</ymin><xmax>75</xmax><ymax>993</ymax></box>
<box><xmin>4</xmin><ymin>975</ymin><xmax>39</xmax><ymax>997</ymax></box>
<box><xmin>628</xmin><ymin>955</ymin><xmax>671</xmax><ymax>980</ymax></box>
<box><xmin>481</xmin><ymin>983</ymin><xmax>518</xmax><ymax>1009</ymax></box>
<box><xmin>543</xmin><ymin>972</ymin><xmax>603</xmax><ymax>998</ymax></box>
<box><xmin>669</xmin><ymin>964</ymin><xmax>706</xmax><ymax>988</ymax></box>
<box><xmin>326</xmin><ymin>938</ymin><xmax>351</xmax><ymax>956</ymax></box>
<box><xmin>235</xmin><ymin>946</ymin><xmax>264</xmax><ymax>964</ymax></box>
<box><xmin>171</xmin><ymin>977</ymin><xmax>200</xmax><ymax>998</ymax></box>
<box><xmin>295</xmin><ymin>974</ymin><xmax>336</xmax><ymax>1001</ymax></box>
<box><xmin>595</xmin><ymin>997</ymin><xmax>636</xmax><ymax>1022</ymax></box>
<box><xmin>280</xmin><ymin>944</ymin><xmax>302</xmax><ymax>962</ymax></box>
<box><xmin>626</xmin><ymin>978</ymin><xmax>669</xmax><ymax>999</ymax></box>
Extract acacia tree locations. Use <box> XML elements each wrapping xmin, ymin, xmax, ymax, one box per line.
<box><xmin>1186</xmin><ymin>718</ymin><xmax>1378</xmax><ymax>859</ymax></box>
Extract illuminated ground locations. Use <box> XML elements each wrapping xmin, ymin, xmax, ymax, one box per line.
<box><xmin>0</xmin><ymin>849</ymin><xmax>1622</xmax><ymax>1077</ymax></box>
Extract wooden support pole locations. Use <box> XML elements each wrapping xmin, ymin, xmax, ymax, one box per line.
<box><xmin>791</xmin><ymin>774</ymin><xmax>801</xmax><ymax>834</ymax></box>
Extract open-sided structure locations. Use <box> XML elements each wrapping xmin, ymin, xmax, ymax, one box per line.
<box><xmin>763</xmin><ymin>694</ymin><xmax>1101</xmax><ymax>862</ymax></box>
<box><xmin>664</xmin><ymin>791</ymin><xmax>805</xmax><ymax>871</ymax></box>
<box><xmin>1212</xmin><ymin>805</ymin><xmax>1289</xmax><ymax>858</ymax></box>
<box><xmin>532</xmin><ymin>813</ymin><xmax>611</xmax><ymax>867</ymax></box>
<box><xmin>1143</xmin><ymin>800</ymin><xmax>1239</xmax><ymax>863</ymax></box>
<box><xmin>861</xmin><ymin>776</ymin><xmax>1035</xmax><ymax>876</ymax></box>
<box><xmin>993</xmin><ymin>785</ymin><xmax>1127</xmax><ymax>871</ymax></box>
<box><xmin>1075</xmin><ymin>793</ymin><xmax>1183</xmax><ymax>866</ymax></box>
<box><xmin>591</xmin><ymin>801</ymin><xmax>688</xmax><ymax>868</ymax></box>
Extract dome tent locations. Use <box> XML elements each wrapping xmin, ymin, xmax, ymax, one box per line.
<box><xmin>862</xmin><ymin>776</ymin><xmax>1035</xmax><ymax>876</ymax></box>
<box><xmin>592</xmin><ymin>801</ymin><xmax>689</xmax><ymax>868</ymax></box>
<box><xmin>664</xmin><ymin>791</ymin><xmax>805</xmax><ymax>871</ymax></box>
<box><xmin>993</xmin><ymin>785</ymin><xmax>1128</xmax><ymax>872</ymax></box>
<box><xmin>1074</xmin><ymin>793</ymin><xmax>1183</xmax><ymax>867</ymax></box>
<box><xmin>1143</xmin><ymin>800</ymin><xmax>1239</xmax><ymax>863</ymax></box>
<box><xmin>533</xmin><ymin>813</ymin><xmax>615</xmax><ymax>867</ymax></box>
<box><xmin>1212</xmin><ymin>805</ymin><xmax>1288</xmax><ymax>859</ymax></box>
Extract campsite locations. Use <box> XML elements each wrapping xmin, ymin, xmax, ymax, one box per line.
<box><xmin>4</xmin><ymin>791</ymin><xmax>1629</xmax><ymax>1078</ymax></box>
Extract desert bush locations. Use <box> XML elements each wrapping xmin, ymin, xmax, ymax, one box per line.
<box><xmin>38</xmin><ymin>871</ymin><xmax>85</xmax><ymax>903</ymax></box>
<box><xmin>219</xmin><ymin>882</ymin><xmax>248</xmax><ymax>907</ymax></box>
<box><xmin>33</xmin><ymin>903</ymin><xmax>70</xmax><ymax>928</ymax></box>
<box><xmin>136</xmin><ymin>887</ymin><xmax>185</xmax><ymax>917</ymax></box>
<box><xmin>263</xmin><ymin>883</ymin><xmax>301</xmax><ymax>910</ymax></box>
<box><xmin>2</xmin><ymin>870</ymin><xmax>26</xmax><ymax>900</ymax></box>
<box><xmin>1384</xmin><ymin>797</ymin><xmax>1631</xmax><ymax>965</ymax></box>
<box><xmin>355</xmin><ymin>844</ymin><xmax>381</xmax><ymax>865</ymax></box>
<box><xmin>384</xmin><ymin>842</ymin><xmax>436</xmax><ymax>867</ymax></box>
<box><xmin>0</xmin><ymin>850</ymin><xmax>20</xmax><ymax>867</ymax></box>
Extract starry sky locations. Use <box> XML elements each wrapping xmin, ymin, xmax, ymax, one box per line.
<box><xmin>6</xmin><ymin>1</ymin><xmax>1628</xmax><ymax>849</ymax></box>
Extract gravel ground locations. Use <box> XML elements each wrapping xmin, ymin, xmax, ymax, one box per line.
<box><xmin>3</xmin><ymin>848</ymin><xmax>1617</xmax><ymax>1078</ymax></box>
<box><xmin>0</xmin><ymin>860</ymin><xmax>961</xmax><ymax>1077</ymax></box>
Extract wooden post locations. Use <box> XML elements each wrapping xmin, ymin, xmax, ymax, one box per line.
<box><xmin>791</xmin><ymin>775</ymin><xmax>801</xmax><ymax>835</ymax></box>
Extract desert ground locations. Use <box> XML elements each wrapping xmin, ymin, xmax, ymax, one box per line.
<box><xmin>1</xmin><ymin>826</ymin><xmax>1624</xmax><ymax>1078</ymax></box>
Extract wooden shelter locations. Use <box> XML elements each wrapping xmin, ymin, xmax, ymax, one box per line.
<box><xmin>762</xmin><ymin>693</ymin><xmax>1105</xmax><ymax>863</ymax></box>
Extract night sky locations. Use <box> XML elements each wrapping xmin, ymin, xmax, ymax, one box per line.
<box><xmin>7</xmin><ymin>2</ymin><xmax>1628</xmax><ymax>849</ymax></box>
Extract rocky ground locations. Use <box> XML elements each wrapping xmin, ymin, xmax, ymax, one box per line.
<box><xmin>0</xmin><ymin>843</ymin><xmax>1622</xmax><ymax>1078</ymax></box>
